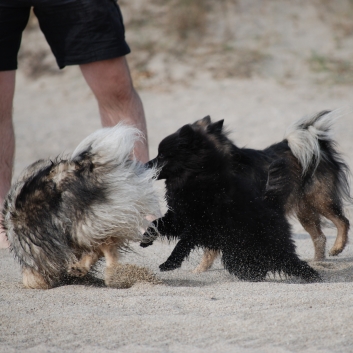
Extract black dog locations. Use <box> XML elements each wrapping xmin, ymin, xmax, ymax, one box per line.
<box><xmin>188</xmin><ymin>111</ymin><xmax>351</xmax><ymax>272</ymax></box>
<box><xmin>140</xmin><ymin>119</ymin><xmax>320</xmax><ymax>282</ymax></box>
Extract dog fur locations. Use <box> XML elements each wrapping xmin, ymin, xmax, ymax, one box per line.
<box><xmin>140</xmin><ymin>119</ymin><xmax>321</xmax><ymax>282</ymax></box>
<box><xmin>191</xmin><ymin>111</ymin><xmax>351</xmax><ymax>273</ymax></box>
<box><xmin>2</xmin><ymin>124</ymin><xmax>160</xmax><ymax>289</ymax></box>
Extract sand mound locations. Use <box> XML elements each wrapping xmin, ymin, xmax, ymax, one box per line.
<box><xmin>105</xmin><ymin>263</ymin><xmax>162</xmax><ymax>289</ymax></box>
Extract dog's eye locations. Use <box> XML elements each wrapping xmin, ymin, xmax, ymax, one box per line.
<box><xmin>158</xmin><ymin>154</ymin><xmax>165</xmax><ymax>159</ymax></box>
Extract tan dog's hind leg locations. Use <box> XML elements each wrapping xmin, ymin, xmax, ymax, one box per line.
<box><xmin>99</xmin><ymin>241</ymin><xmax>121</xmax><ymax>287</ymax></box>
<box><xmin>297</xmin><ymin>207</ymin><xmax>326</xmax><ymax>261</ymax></box>
<box><xmin>324</xmin><ymin>212</ymin><xmax>349</xmax><ymax>257</ymax></box>
<box><xmin>303</xmin><ymin>178</ymin><xmax>350</xmax><ymax>258</ymax></box>
<box><xmin>193</xmin><ymin>249</ymin><xmax>219</xmax><ymax>273</ymax></box>
<box><xmin>68</xmin><ymin>252</ymin><xmax>100</xmax><ymax>277</ymax></box>
<box><xmin>22</xmin><ymin>268</ymin><xmax>50</xmax><ymax>289</ymax></box>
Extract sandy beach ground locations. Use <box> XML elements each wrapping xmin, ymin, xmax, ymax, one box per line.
<box><xmin>2</xmin><ymin>1</ymin><xmax>353</xmax><ymax>352</ymax></box>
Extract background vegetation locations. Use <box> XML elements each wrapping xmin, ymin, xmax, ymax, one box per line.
<box><xmin>19</xmin><ymin>0</ymin><xmax>353</xmax><ymax>89</ymax></box>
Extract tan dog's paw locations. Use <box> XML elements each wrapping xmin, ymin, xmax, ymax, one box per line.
<box><xmin>329</xmin><ymin>245</ymin><xmax>344</xmax><ymax>257</ymax></box>
<box><xmin>193</xmin><ymin>249</ymin><xmax>219</xmax><ymax>273</ymax></box>
<box><xmin>193</xmin><ymin>264</ymin><xmax>209</xmax><ymax>274</ymax></box>
<box><xmin>67</xmin><ymin>264</ymin><xmax>89</xmax><ymax>278</ymax></box>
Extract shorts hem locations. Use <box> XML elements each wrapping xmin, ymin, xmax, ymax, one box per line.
<box><xmin>0</xmin><ymin>65</ymin><xmax>18</xmax><ymax>71</ymax></box>
<box><xmin>57</xmin><ymin>46</ymin><xmax>131</xmax><ymax>69</ymax></box>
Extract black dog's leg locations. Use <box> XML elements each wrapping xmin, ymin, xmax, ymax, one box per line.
<box><xmin>140</xmin><ymin>210</ymin><xmax>183</xmax><ymax>248</ymax></box>
<box><xmin>279</xmin><ymin>255</ymin><xmax>321</xmax><ymax>282</ymax></box>
<box><xmin>159</xmin><ymin>238</ymin><xmax>196</xmax><ymax>272</ymax></box>
<box><xmin>221</xmin><ymin>249</ymin><xmax>267</xmax><ymax>282</ymax></box>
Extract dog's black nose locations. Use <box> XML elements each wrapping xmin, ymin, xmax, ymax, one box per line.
<box><xmin>145</xmin><ymin>160</ymin><xmax>154</xmax><ymax>169</ymax></box>
<box><xmin>145</xmin><ymin>157</ymin><xmax>160</xmax><ymax>169</ymax></box>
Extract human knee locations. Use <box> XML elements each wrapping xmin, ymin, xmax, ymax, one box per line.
<box><xmin>81</xmin><ymin>57</ymin><xmax>135</xmax><ymax>104</ymax></box>
<box><xmin>102</xmin><ymin>72</ymin><xmax>135</xmax><ymax>109</ymax></box>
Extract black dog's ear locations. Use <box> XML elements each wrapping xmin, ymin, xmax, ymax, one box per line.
<box><xmin>179</xmin><ymin>124</ymin><xmax>195</xmax><ymax>140</ymax></box>
<box><xmin>201</xmin><ymin>115</ymin><xmax>211</xmax><ymax>125</ymax></box>
<box><xmin>192</xmin><ymin>115</ymin><xmax>212</xmax><ymax>129</ymax></box>
<box><xmin>207</xmin><ymin>119</ymin><xmax>224</xmax><ymax>134</ymax></box>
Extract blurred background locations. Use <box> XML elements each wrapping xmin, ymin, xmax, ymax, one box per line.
<box><xmin>13</xmin><ymin>0</ymin><xmax>353</xmax><ymax>180</ymax></box>
<box><xmin>20</xmin><ymin>0</ymin><xmax>353</xmax><ymax>87</ymax></box>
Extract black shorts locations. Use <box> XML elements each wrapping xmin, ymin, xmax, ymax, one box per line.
<box><xmin>0</xmin><ymin>0</ymin><xmax>131</xmax><ymax>70</ymax></box>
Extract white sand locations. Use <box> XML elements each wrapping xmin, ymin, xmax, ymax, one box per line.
<box><xmin>2</xmin><ymin>3</ymin><xmax>353</xmax><ymax>351</ymax></box>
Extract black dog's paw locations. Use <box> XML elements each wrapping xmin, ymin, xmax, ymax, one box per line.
<box><xmin>159</xmin><ymin>261</ymin><xmax>181</xmax><ymax>272</ymax></box>
<box><xmin>140</xmin><ymin>240</ymin><xmax>154</xmax><ymax>248</ymax></box>
<box><xmin>140</xmin><ymin>227</ymin><xmax>158</xmax><ymax>248</ymax></box>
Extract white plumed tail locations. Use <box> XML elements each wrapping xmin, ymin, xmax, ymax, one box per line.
<box><xmin>70</xmin><ymin>122</ymin><xmax>162</xmax><ymax>245</ymax></box>
<box><xmin>284</xmin><ymin>110</ymin><xmax>341</xmax><ymax>174</ymax></box>
<box><xmin>71</xmin><ymin>122</ymin><xmax>143</xmax><ymax>164</ymax></box>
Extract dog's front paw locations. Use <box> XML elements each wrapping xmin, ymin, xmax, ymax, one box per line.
<box><xmin>140</xmin><ymin>240</ymin><xmax>154</xmax><ymax>248</ymax></box>
<box><xmin>140</xmin><ymin>227</ymin><xmax>158</xmax><ymax>248</ymax></box>
<box><xmin>159</xmin><ymin>260</ymin><xmax>181</xmax><ymax>272</ymax></box>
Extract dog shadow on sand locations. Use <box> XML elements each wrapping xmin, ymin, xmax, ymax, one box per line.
<box><xmin>16</xmin><ymin>254</ymin><xmax>353</xmax><ymax>289</ymax></box>
<box><xmin>68</xmin><ymin>255</ymin><xmax>353</xmax><ymax>288</ymax></box>
<box><xmin>311</xmin><ymin>258</ymin><xmax>353</xmax><ymax>283</ymax></box>
<box><xmin>60</xmin><ymin>273</ymin><xmax>106</xmax><ymax>288</ymax></box>
<box><xmin>259</xmin><ymin>257</ymin><xmax>353</xmax><ymax>284</ymax></box>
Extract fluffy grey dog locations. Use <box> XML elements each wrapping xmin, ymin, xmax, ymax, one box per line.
<box><xmin>2</xmin><ymin>124</ymin><xmax>160</xmax><ymax>289</ymax></box>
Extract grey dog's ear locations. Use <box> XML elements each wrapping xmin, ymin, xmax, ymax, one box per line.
<box><xmin>179</xmin><ymin>124</ymin><xmax>195</xmax><ymax>140</ymax></box>
<box><xmin>72</xmin><ymin>145</ymin><xmax>92</xmax><ymax>162</ymax></box>
<box><xmin>207</xmin><ymin>119</ymin><xmax>224</xmax><ymax>134</ymax></box>
<box><xmin>72</xmin><ymin>148</ymin><xmax>94</xmax><ymax>171</ymax></box>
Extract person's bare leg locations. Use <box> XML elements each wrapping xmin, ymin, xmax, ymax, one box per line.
<box><xmin>0</xmin><ymin>71</ymin><xmax>16</xmax><ymax>249</ymax></box>
<box><xmin>80</xmin><ymin>57</ymin><xmax>149</xmax><ymax>163</ymax></box>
